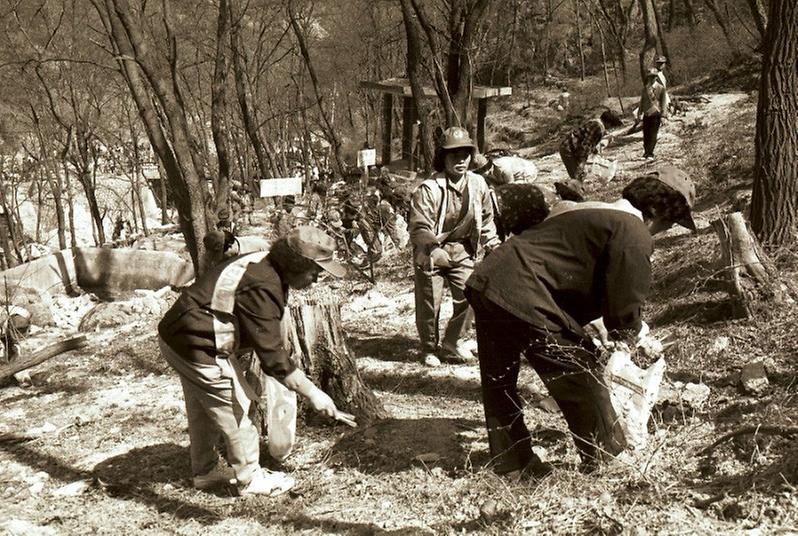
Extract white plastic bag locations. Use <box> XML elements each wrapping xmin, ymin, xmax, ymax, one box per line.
<box><xmin>265</xmin><ymin>375</ymin><xmax>297</xmax><ymax>461</ymax></box>
<box><xmin>586</xmin><ymin>155</ymin><xmax>618</xmax><ymax>183</ymax></box>
<box><xmin>603</xmin><ymin>350</ymin><xmax>666</xmax><ymax>450</ymax></box>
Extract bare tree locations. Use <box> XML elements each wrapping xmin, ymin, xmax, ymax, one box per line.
<box><xmin>637</xmin><ymin>0</ymin><xmax>659</xmax><ymax>81</ymax></box>
<box><xmin>745</xmin><ymin>0</ymin><xmax>768</xmax><ymax>45</ymax></box>
<box><xmin>287</xmin><ymin>0</ymin><xmax>346</xmax><ymax>175</ymax></box>
<box><xmin>211</xmin><ymin>0</ymin><xmax>233</xmax><ymax>220</ymax></box>
<box><xmin>750</xmin><ymin>0</ymin><xmax>798</xmax><ymax>247</ymax></box>
<box><xmin>92</xmin><ymin>0</ymin><xmax>211</xmax><ymax>273</ymax></box>
<box><xmin>703</xmin><ymin>0</ymin><xmax>740</xmax><ymax>57</ymax></box>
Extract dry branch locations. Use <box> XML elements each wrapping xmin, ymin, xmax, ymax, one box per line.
<box><xmin>699</xmin><ymin>425</ymin><xmax>798</xmax><ymax>456</ymax></box>
<box><xmin>0</xmin><ymin>335</ymin><xmax>88</xmax><ymax>382</ymax></box>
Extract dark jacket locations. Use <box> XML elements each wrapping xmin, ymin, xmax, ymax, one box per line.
<box><xmin>158</xmin><ymin>253</ymin><xmax>296</xmax><ymax>380</ymax></box>
<box><xmin>466</xmin><ymin>201</ymin><xmax>653</xmax><ymax>340</ymax></box>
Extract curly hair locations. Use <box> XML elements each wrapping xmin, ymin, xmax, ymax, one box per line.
<box><xmin>599</xmin><ymin>109</ymin><xmax>624</xmax><ymax>129</ymax></box>
<box><xmin>268</xmin><ymin>237</ymin><xmax>319</xmax><ymax>276</ymax></box>
<box><xmin>622</xmin><ymin>176</ymin><xmax>690</xmax><ymax>223</ymax></box>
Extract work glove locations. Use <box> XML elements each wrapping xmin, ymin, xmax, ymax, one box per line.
<box><xmin>307</xmin><ymin>387</ymin><xmax>357</xmax><ymax>427</ymax></box>
<box><xmin>428</xmin><ymin>247</ymin><xmax>452</xmax><ymax>269</ymax></box>
<box><xmin>635</xmin><ymin>321</ymin><xmax>665</xmax><ymax>358</ymax></box>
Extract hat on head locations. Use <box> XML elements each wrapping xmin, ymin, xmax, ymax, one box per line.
<box><xmin>655</xmin><ymin>55</ymin><xmax>667</xmax><ymax>64</ymax></box>
<box><xmin>286</xmin><ymin>225</ymin><xmax>347</xmax><ymax>277</ymax></box>
<box><xmin>438</xmin><ymin>127</ymin><xmax>476</xmax><ymax>151</ymax></box>
<box><xmin>646</xmin><ymin>68</ymin><xmax>660</xmax><ymax>78</ymax></box>
<box><xmin>622</xmin><ymin>166</ymin><xmax>697</xmax><ymax>231</ymax></box>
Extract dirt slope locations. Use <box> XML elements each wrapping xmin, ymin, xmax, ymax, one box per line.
<box><xmin>1</xmin><ymin>89</ymin><xmax>797</xmax><ymax>536</ymax></box>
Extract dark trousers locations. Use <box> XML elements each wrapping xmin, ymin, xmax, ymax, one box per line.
<box><xmin>642</xmin><ymin>113</ymin><xmax>662</xmax><ymax>156</ymax></box>
<box><xmin>466</xmin><ymin>289</ymin><xmax>626</xmax><ymax>472</ymax></box>
<box><xmin>558</xmin><ymin>146</ymin><xmax>586</xmax><ymax>181</ymax></box>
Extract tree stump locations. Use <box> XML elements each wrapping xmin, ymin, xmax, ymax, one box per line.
<box><xmin>711</xmin><ymin>212</ymin><xmax>793</xmax><ymax>317</ymax></box>
<box><xmin>242</xmin><ymin>298</ymin><xmax>388</xmax><ymax>431</ymax></box>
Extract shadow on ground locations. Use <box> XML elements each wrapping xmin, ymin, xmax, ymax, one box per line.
<box><xmin>329</xmin><ymin>417</ymin><xmax>570</xmax><ymax>477</ymax></box>
<box><xmin>348</xmin><ymin>334</ymin><xmax>419</xmax><ymax>364</ymax></box>
<box><xmin>0</xmin><ymin>441</ymin><xmax>221</xmax><ymax>524</ymax></box>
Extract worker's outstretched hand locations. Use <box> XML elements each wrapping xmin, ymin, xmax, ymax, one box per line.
<box><xmin>308</xmin><ymin>387</ymin><xmax>357</xmax><ymax>427</ymax></box>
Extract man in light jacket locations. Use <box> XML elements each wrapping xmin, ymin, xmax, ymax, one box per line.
<box><xmin>408</xmin><ymin>127</ymin><xmax>500</xmax><ymax>367</ymax></box>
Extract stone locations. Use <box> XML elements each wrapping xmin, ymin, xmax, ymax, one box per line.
<box><xmin>681</xmin><ymin>383</ymin><xmax>711</xmax><ymax>408</ymax></box>
<box><xmin>739</xmin><ymin>362</ymin><xmax>769</xmax><ymax>396</ymax></box>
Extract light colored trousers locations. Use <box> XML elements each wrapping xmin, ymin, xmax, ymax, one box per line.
<box><xmin>413</xmin><ymin>251</ymin><xmax>475</xmax><ymax>353</ymax></box>
<box><xmin>159</xmin><ymin>338</ymin><xmax>259</xmax><ymax>484</ymax></box>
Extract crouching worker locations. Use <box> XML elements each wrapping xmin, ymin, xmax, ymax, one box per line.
<box><xmin>465</xmin><ymin>165</ymin><xmax>696</xmax><ymax>477</ymax></box>
<box><xmin>158</xmin><ymin>226</ymin><xmax>355</xmax><ymax>495</ymax></box>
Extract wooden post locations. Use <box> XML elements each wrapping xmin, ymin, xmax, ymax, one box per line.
<box><xmin>381</xmin><ymin>94</ymin><xmax>393</xmax><ymax>166</ymax></box>
<box><xmin>401</xmin><ymin>97</ymin><xmax>417</xmax><ymax>169</ymax></box>
<box><xmin>476</xmin><ymin>99</ymin><xmax>488</xmax><ymax>152</ymax></box>
<box><xmin>711</xmin><ymin>212</ymin><xmax>794</xmax><ymax>317</ymax></box>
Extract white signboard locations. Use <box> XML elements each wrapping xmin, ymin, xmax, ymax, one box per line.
<box><xmin>142</xmin><ymin>163</ymin><xmax>160</xmax><ymax>179</ymax></box>
<box><xmin>259</xmin><ymin>177</ymin><xmax>303</xmax><ymax>198</ymax></box>
<box><xmin>357</xmin><ymin>148</ymin><xmax>376</xmax><ymax>168</ymax></box>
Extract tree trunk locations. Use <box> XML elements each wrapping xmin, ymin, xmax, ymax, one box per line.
<box><xmin>750</xmin><ymin>0</ymin><xmax>798</xmax><ymax>247</ymax></box>
<box><xmin>653</xmin><ymin>0</ymin><xmax>670</xmax><ymax>65</ymax></box>
<box><xmin>211</xmin><ymin>0</ymin><xmax>232</xmax><ymax>225</ymax></box>
<box><xmin>288</xmin><ymin>1</ymin><xmax>346</xmax><ymax>176</ymax></box>
<box><xmin>745</xmin><ymin>0</ymin><xmax>768</xmax><ymax>44</ymax></box>
<box><xmin>243</xmin><ymin>299</ymin><xmax>388</xmax><ymax>430</ymax></box>
<box><xmin>576</xmin><ymin>0</ymin><xmax>586</xmax><ymax>81</ymax></box>
<box><xmin>229</xmin><ymin>1</ymin><xmax>273</xmax><ymax>183</ymax></box>
<box><xmin>683</xmin><ymin>0</ymin><xmax>698</xmax><ymax>26</ymax></box>
<box><xmin>637</xmin><ymin>0</ymin><xmax>660</xmax><ymax>82</ymax></box>
<box><xmin>399</xmin><ymin>0</ymin><xmax>436</xmax><ymax>171</ymax></box>
<box><xmin>711</xmin><ymin>213</ymin><xmax>793</xmax><ymax>317</ymax></box>
<box><xmin>93</xmin><ymin>0</ymin><xmax>210</xmax><ymax>273</ymax></box>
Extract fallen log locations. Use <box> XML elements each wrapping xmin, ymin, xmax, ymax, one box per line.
<box><xmin>711</xmin><ymin>212</ymin><xmax>793</xmax><ymax>317</ymax></box>
<box><xmin>241</xmin><ymin>298</ymin><xmax>389</xmax><ymax>430</ymax></box>
<box><xmin>0</xmin><ymin>335</ymin><xmax>88</xmax><ymax>382</ymax></box>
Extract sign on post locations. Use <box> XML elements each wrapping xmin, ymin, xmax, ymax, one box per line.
<box><xmin>259</xmin><ymin>177</ymin><xmax>303</xmax><ymax>198</ymax></box>
<box><xmin>357</xmin><ymin>148</ymin><xmax>376</xmax><ymax>168</ymax></box>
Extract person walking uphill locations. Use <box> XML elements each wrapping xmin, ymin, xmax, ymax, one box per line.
<box><xmin>409</xmin><ymin>127</ymin><xmax>500</xmax><ymax>367</ymax></box>
<box><xmin>559</xmin><ymin>109</ymin><xmax>623</xmax><ymax>183</ymax></box>
<box><xmin>465</xmin><ymin>166</ymin><xmax>697</xmax><ymax>477</ymax></box>
<box><xmin>638</xmin><ymin>68</ymin><xmax>669</xmax><ymax>159</ymax></box>
<box><xmin>158</xmin><ymin>226</ymin><xmax>356</xmax><ymax>496</ymax></box>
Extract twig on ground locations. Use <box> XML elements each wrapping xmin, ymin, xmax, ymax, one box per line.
<box><xmin>699</xmin><ymin>425</ymin><xmax>798</xmax><ymax>456</ymax></box>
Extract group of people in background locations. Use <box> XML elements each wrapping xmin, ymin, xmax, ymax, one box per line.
<box><xmin>157</xmin><ymin>53</ymin><xmax>691</xmax><ymax>496</ymax></box>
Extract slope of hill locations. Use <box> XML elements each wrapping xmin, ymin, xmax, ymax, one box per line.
<box><xmin>1</xmin><ymin>73</ymin><xmax>797</xmax><ymax>535</ymax></box>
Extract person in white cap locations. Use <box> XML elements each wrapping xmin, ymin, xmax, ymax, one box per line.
<box><xmin>408</xmin><ymin>127</ymin><xmax>500</xmax><ymax>367</ymax></box>
<box><xmin>158</xmin><ymin>226</ymin><xmax>355</xmax><ymax>496</ymax></box>
<box><xmin>638</xmin><ymin>68</ymin><xmax>669</xmax><ymax>159</ymax></box>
